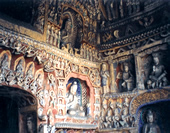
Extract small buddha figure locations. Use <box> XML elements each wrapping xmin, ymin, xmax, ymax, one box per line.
<box><xmin>147</xmin><ymin>53</ymin><xmax>168</xmax><ymax>89</ymax></box>
<box><xmin>113</xmin><ymin>108</ymin><xmax>120</xmax><ymax>128</ymax></box>
<box><xmin>122</xmin><ymin>63</ymin><xmax>134</xmax><ymax>91</ymax></box>
<box><xmin>106</xmin><ymin>102</ymin><xmax>114</xmax><ymax>128</ymax></box>
<box><xmin>143</xmin><ymin>110</ymin><xmax>161</xmax><ymax>133</ymax></box>
<box><xmin>27</xmin><ymin>116</ymin><xmax>34</xmax><ymax>133</ymax></box>
<box><xmin>66</xmin><ymin>81</ymin><xmax>86</xmax><ymax>117</ymax></box>
<box><xmin>120</xmin><ymin>108</ymin><xmax>130</xmax><ymax>127</ymax></box>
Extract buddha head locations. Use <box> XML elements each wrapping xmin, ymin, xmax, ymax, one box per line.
<box><xmin>70</xmin><ymin>81</ymin><xmax>78</xmax><ymax>95</ymax></box>
<box><xmin>146</xmin><ymin>110</ymin><xmax>154</xmax><ymax>123</ymax></box>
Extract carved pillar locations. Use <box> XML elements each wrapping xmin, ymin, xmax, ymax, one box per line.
<box><xmin>108</xmin><ymin>59</ymin><xmax>118</xmax><ymax>93</ymax></box>
<box><xmin>134</xmin><ymin>54</ymin><xmax>145</xmax><ymax>90</ymax></box>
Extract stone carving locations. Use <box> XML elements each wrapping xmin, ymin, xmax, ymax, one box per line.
<box><xmin>49</xmin><ymin>91</ymin><xmax>57</xmax><ymax>107</ymax></box>
<box><xmin>100</xmin><ymin>63</ymin><xmax>110</xmax><ymax>94</ymax></box>
<box><xmin>147</xmin><ymin>53</ymin><xmax>168</xmax><ymax>89</ymax></box>
<box><xmin>37</xmin><ymin>89</ymin><xmax>46</xmax><ymax>107</ymax></box>
<box><xmin>6</xmin><ymin>70</ymin><xmax>16</xmax><ymax>86</ymax></box>
<box><xmin>100</xmin><ymin>99</ymin><xmax>108</xmax><ymax>129</ymax></box>
<box><xmin>61</xmin><ymin>19</ymin><xmax>72</xmax><ymax>48</ymax></box>
<box><xmin>142</xmin><ymin>110</ymin><xmax>161</xmax><ymax>133</ymax></box>
<box><xmin>0</xmin><ymin>54</ymin><xmax>9</xmax><ymax>71</ymax></box>
<box><xmin>121</xmin><ymin>63</ymin><xmax>134</xmax><ymax>91</ymax></box>
<box><xmin>100</xmin><ymin>97</ymin><xmax>135</xmax><ymax>129</ymax></box>
<box><xmin>43</xmin><ymin>57</ymin><xmax>54</xmax><ymax>72</ymax></box>
<box><xmin>27</xmin><ymin>115</ymin><xmax>35</xmax><ymax>133</ymax></box>
<box><xmin>38</xmin><ymin>107</ymin><xmax>47</xmax><ymax>121</ymax></box>
<box><xmin>48</xmin><ymin>73</ymin><xmax>56</xmax><ymax>90</ymax></box>
<box><xmin>66</xmin><ymin>81</ymin><xmax>86</xmax><ymax>117</ymax></box>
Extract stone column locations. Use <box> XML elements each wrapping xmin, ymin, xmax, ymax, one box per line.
<box><xmin>108</xmin><ymin>59</ymin><xmax>118</xmax><ymax>93</ymax></box>
<box><xmin>134</xmin><ymin>53</ymin><xmax>145</xmax><ymax>90</ymax></box>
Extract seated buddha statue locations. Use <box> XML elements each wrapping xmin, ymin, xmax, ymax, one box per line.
<box><xmin>143</xmin><ymin>110</ymin><xmax>161</xmax><ymax>133</ymax></box>
<box><xmin>66</xmin><ymin>81</ymin><xmax>86</xmax><ymax>117</ymax></box>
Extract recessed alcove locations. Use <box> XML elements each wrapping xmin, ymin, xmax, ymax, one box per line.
<box><xmin>137</xmin><ymin>100</ymin><xmax>170</xmax><ymax>133</ymax></box>
<box><xmin>0</xmin><ymin>86</ymin><xmax>37</xmax><ymax>133</ymax></box>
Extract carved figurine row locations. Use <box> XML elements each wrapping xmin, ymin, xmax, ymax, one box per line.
<box><xmin>0</xmin><ymin>36</ymin><xmax>101</xmax><ymax>89</ymax></box>
<box><xmin>100</xmin><ymin>98</ymin><xmax>135</xmax><ymax>129</ymax></box>
<box><xmin>80</xmin><ymin>44</ymin><xmax>102</xmax><ymax>62</ymax></box>
<box><xmin>46</xmin><ymin>24</ymin><xmax>60</xmax><ymax>48</ymax></box>
<box><xmin>0</xmin><ymin>30</ymin><xmax>102</xmax><ymax>63</ymax></box>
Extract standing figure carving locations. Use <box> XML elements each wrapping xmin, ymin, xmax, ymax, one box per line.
<box><xmin>142</xmin><ymin>110</ymin><xmax>161</xmax><ymax>133</ymax></box>
<box><xmin>147</xmin><ymin>53</ymin><xmax>168</xmax><ymax>89</ymax></box>
<box><xmin>100</xmin><ymin>63</ymin><xmax>110</xmax><ymax>94</ymax></box>
<box><xmin>61</xmin><ymin>19</ymin><xmax>72</xmax><ymax>48</ymax></box>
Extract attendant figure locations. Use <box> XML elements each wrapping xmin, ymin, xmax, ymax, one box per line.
<box><xmin>100</xmin><ymin>63</ymin><xmax>110</xmax><ymax>94</ymax></box>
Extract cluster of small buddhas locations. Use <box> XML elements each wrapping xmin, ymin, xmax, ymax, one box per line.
<box><xmin>46</xmin><ymin>24</ymin><xmax>60</xmax><ymax>48</ymax></box>
<box><xmin>80</xmin><ymin>43</ymin><xmax>102</xmax><ymax>62</ymax></box>
<box><xmin>99</xmin><ymin>97</ymin><xmax>135</xmax><ymax>129</ymax></box>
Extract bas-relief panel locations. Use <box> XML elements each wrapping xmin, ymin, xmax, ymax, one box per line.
<box><xmin>0</xmin><ymin>47</ymin><xmax>100</xmax><ymax>132</ymax></box>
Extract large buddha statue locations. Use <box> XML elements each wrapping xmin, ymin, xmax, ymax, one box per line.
<box><xmin>142</xmin><ymin>110</ymin><xmax>161</xmax><ymax>133</ymax></box>
<box><xmin>66</xmin><ymin>81</ymin><xmax>86</xmax><ymax>117</ymax></box>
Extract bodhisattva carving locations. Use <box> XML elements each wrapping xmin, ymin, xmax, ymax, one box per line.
<box><xmin>142</xmin><ymin>110</ymin><xmax>161</xmax><ymax>133</ymax></box>
<box><xmin>61</xmin><ymin>19</ymin><xmax>72</xmax><ymax>49</ymax></box>
<box><xmin>66</xmin><ymin>81</ymin><xmax>86</xmax><ymax>117</ymax></box>
<box><xmin>122</xmin><ymin>63</ymin><xmax>134</xmax><ymax>91</ymax></box>
<box><xmin>100</xmin><ymin>63</ymin><xmax>110</xmax><ymax>94</ymax></box>
<box><xmin>147</xmin><ymin>53</ymin><xmax>168</xmax><ymax>89</ymax></box>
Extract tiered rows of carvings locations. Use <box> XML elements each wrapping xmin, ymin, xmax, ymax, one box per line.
<box><xmin>0</xmin><ymin>27</ymin><xmax>101</xmax><ymax>130</ymax></box>
<box><xmin>100</xmin><ymin>94</ymin><xmax>137</xmax><ymax>131</ymax></box>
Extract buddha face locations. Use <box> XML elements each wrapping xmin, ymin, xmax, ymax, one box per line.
<box><xmin>147</xmin><ymin>113</ymin><xmax>154</xmax><ymax>123</ymax></box>
<box><xmin>153</xmin><ymin>57</ymin><xmax>159</xmax><ymax>65</ymax></box>
<box><xmin>102</xmin><ymin>64</ymin><xmax>106</xmax><ymax>71</ymax></box>
<box><xmin>70</xmin><ymin>81</ymin><xmax>78</xmax><ymax>95</ymax></box>
<box><xmin>124</xmin><ymin>65</ymin><xmax>129</xmax><ymax>72</ymax></box>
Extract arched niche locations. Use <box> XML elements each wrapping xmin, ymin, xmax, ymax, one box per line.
<box><xmin>0</xmin><ymin>86</ymin><xmax>37</xmax><ymax>133</ymax></box>
<box><xmin>65</xmin><ymin>73</ymin><xmax>95</xmax><ymax>117</ymax></box>
<box><xmin>136</xmin><ymin>100</ymin><xmax>170</xmax><ymax>133</ymax></box>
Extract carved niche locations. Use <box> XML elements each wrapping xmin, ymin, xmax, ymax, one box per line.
<box><xmin>114</xmin><ymin>56</ymin><xmax>136</xmax><ymax>92</ymax></box>
<box><xmin>66</xmin><ymin>78</ymin><xmax>90</xmax><ymax>117</ymax></box>
<box><xmin>140</xmin><ymin>50</ymin><xmax>170</xmax><ymax>90</ymax></box>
